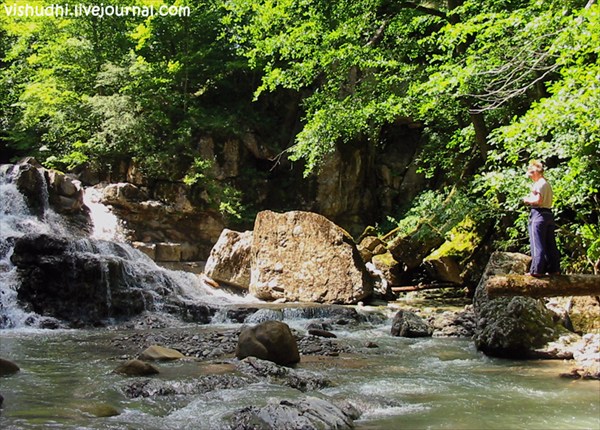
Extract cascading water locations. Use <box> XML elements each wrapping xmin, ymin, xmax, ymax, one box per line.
<box><xmin>0</xmin><ymin>163</ymin><xmax>258</xmax><ymax>329</ymax></box>
<box><xmin>0</xmin><ymin>164</ymin><xmax>70</xmax><ymax>327</ymax></box>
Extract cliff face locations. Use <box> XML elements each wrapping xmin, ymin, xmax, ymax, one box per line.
<box><xmin>78</xmin><ymin>123</ymin><xmax>427</xmax><ymax>261</ymax></box>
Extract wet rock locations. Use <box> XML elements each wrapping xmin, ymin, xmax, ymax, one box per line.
<box><xmin>10</xmin><ymin>234</ymin><xmax>208</xmax><ymax>327</ymax></box>
<box><xmin>79</xmin><ymin>403</ymin><xmax>120</xmax><ymax>417</ymax></box>
<box><xmin>139</xmin><ymin>345</ymin><xmax>184</xmax><ymax>361</ymax></box>
<box><xmin>244</xmin><ymin>308</ymin><xmax>283</xmax><ymax>324</ymax></box>
<box><xmin>204</xmin><ymin>229</ymin><xmax>252</xmax><ymax>289</ymax></box>
<box><xmin>308</xmin><ymin>329</ymin><xmax>337</xmax><ymax>338</ymax></box>
<box><xmin>114</xmin><ymin>359</ymin><xmax>159</xmax><ymax>376</ymax></box>
<box><xmin>226</xmin><ymin>307</ymin><xmax>260</xmax><ymax>323</ymax></box>
<box><xmin>0</xmin><ymin>358</ymin><xmax>20</xmax><ymax>376</ymax></box>
<box><xmin>473</xmin><ymin>252</ymin><xmax>562</xmax><ymax>358</ymax></box>
<box><xmin>236</xmin><ymin>321</ymin><xmax>300</xmax><ymax>366</ymax></box>
<box><xmin>391</xmin><ymin>310</ymin><xmax>432</xmax><ymax>338</ymax></box>
<box><xmin>10</xmin><ymin>161</ymin><xmax>46</xmax><ymax>216</ymax></box>
<box><xmin>297</xmin><ymin>334</ymin><xmax>350</xmax><ymax>357</ymax></box>
<box><xmin>428</xmin><ymin>306</ymin><xmax>476</xmax><ymax>338</ymax></box>
<box><xmin>11</xmin><ymin>234</ymin><xmax>155</xmax><ymax>325</ymax></box>
<box><xmin>250</xmin><ymin>210</ymin><xmax>373</xmax><ymax>304</ymax></box>
<box><xmin>236</xmin><ymin>357</ymin><xmax>330</xmax><ymax>392</ymax></box>
<box><xmin>123</xmin><ymin>374</ymin><xmax>250</xmax><ymax>398</ymax></box>
<box><xmin>228</xmin><ymin>396</ymin><xmax>359</xmax><ymax>430</ymax></box>
<box><xmin>175</xmin><ymin>302</ymin><xmax>217</xmax><ymax>324</ymax></box>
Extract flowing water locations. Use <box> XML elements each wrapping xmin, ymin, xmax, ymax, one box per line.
<box><xmin>1</xmin><ymin>164</ymin><xmax>599</xmax><ymax>429</ymax></box>
<box><xmin>1</xmin><ymin>323</ymin><xmax>599</xmax><ymax>429</ymax></box>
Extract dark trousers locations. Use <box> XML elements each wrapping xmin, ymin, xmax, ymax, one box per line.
<box><xmin>528</xmin><ymin>208</ymin><xmax>560</xmax><ymax>274</ymax></box>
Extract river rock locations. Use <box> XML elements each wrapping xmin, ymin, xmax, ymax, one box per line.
<box><xmin>0</xmin><ymin>358</ymin><xmax>20</xmax><ymax>376</ymax></box>
<box><xmin>236</xmin><ymin>320</ymin><xmax>300</xmax><ymax>366</ymax></box>
<box><xmin>390</xmin><ymin>310</ymin><xmax>433</xmax><ymax>337</ymax></box>
<box><xmin>229</xmin><ymin>396</ymin><xmax>359</xmax><ymax>430</ymax></box>
<box><xmin>204</xmin><ymin>229</ymin><xmax>252</xmax><ymax>288</ymax></box>
<box><xmin>123</xmin><ymin>374</ymin><xmax>250</xmax><ymax>398</ymax></box>
<box><xmin>236</xmin><ymin>356</ymin><xmax>331</xmax><ymax>392</ymax></box>
<box><xmin>250</xmin><ymin>210</ymin><xmax>373</xmax><ymax>304</ymax></box>
<box><xmin>46</xmin><ymin>170</ymin><xmax>85</xmax><ymax>214</ymax></box>
<box><xmin>10</xmin><ymin>233</ymin><xmax>186</xmax><ymax>326</ymax></box>
<box><xmin>473</xmin><ymin>252</ymin><xmax>562</xmax><ymax>358</ymax></box>
<box><xmin>572</xmin><ymin>333</ymin><xmax>600</xmax><ymax>379</ymax></box>
<box><xmin>139</xmin><ymin>345</ymin><xmax>185</xmax><ymax>361</ymax></box>
<box><xmin>114</xmin><ymin>359</ymin><xmax>159</xmax><ymax>376</ymax></box>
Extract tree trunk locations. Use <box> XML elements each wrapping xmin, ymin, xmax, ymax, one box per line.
<box><xmin>469</xmin><ymin>111</ymin><xmax>489</xmax><ymax>161</ymax></box>
<box><xmin>485</xmin><ymin>274</ymin><xmax>600</xmax><ymax>299</ymax></box>
<box><xmin>392</xmin><ymin>283</ymin><xmax>462</xmax><ymax>293</ymax></box>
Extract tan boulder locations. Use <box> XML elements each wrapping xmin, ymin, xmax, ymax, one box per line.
<box><xmin>139</xmin><ymin>345</ymin><xmax>185</xmax><ymax>361</ymax></box>
<box><xmin>249</xmin><ymin>210</ymin><xmax>373</xmax><ymax>304</ymax></box>
<box><xmin>204</xmin><ymin>229</ymin><xmax>252</xmax><ymax>288</ymax></box>
<box><xmin>114</xmin><ymin>359</ymin><xmax>159</xmax><ymax>376</ymax></box>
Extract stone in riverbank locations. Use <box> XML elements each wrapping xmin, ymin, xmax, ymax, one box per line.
<box><xmin>250</xmin><ymin>210</ymin><xmax>373</xmax><ymax>304</ymax></box>
<box><xmin>473</xmin><ymin>252</ymin><xmax>562</xmax><ymax>358</ymax></box>
<box><xmin>114</xmin><ymin>359</ymin><xmax>159</xmax><ymax>376</ymax></box>
<box><xmin>390</xmin><ymin>310</ymin><xmax>432</xmax><ymax>338</ymax></box>
<box><xmin>139</xmin><ymin>345</ymin><xmax>184</xmax><ymax>361</ymax></box>
<box><xmin>236</xmin><ymin>320</ymin><xmax>300</xmax><ymax>366</ymax></box>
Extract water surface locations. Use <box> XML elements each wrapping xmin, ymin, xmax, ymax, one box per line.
<box><xmin>1</xmin><ymin>324</ymin><xmax>598</xmax><ymax>429</ymax></box>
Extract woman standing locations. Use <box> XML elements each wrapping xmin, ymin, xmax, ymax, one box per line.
<box><xmin>522</xmin><ymin>161</ymin><xmax>561</xmax><ymax>276</ymax></box>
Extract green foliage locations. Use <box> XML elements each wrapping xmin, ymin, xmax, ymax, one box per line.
<box><xmin>0</xmin><ymin>0</ymin><xmax>598</xmax><ymax>272</ymax></box>
<box><xmin>385</xmin><ymin>187</ymin><xmax>490</xmax><ymax>249</ymax></box>
<box><xmin>184</xmin><ymin>157</ymin><xmax>246</xmax><ymax>221</ymax></box>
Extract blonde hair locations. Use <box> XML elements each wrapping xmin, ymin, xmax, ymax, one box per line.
<box><xmin>528</xmin><ymin>160</ymin><xmax>544</xmax><ymax>173</ymax></box>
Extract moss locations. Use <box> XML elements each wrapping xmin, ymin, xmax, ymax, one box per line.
<box><xmin>426</xmin><ymin>216</ymin><xmax>482</xmax><ymax>263</ymax></box>
<box><xmin>372</xmin><ymin>251</ymin><xmax>398</xmax><ymax>268</ymax></box>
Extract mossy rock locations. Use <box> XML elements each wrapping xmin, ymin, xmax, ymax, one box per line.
<box><xmin>569</xmin><ymin>297</ymin><xmax>600</xmax><ymax>334</ymax></box>
<box><xmin>426</xmin><ymin>216</ymin><xmax>484</xmax><ymax>263</ymax></box>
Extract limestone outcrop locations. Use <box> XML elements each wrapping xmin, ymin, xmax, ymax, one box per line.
<box><xmin>249</xmin><ymin>210</ymin><xmax>373</xmax><ymax>304</ymax></box>
<box><xmin>204</xmin><ymin>229</ymin><xmax>252</xmax><ymax>288</ymax></box>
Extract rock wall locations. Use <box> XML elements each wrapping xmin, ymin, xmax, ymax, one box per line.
<box><xmin>73</xmin><ymin>124</ymin><xmax>426</xmax><ymax>260</ymax></box>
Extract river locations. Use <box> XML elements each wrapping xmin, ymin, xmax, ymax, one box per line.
<box><xmin>1</xmin><ymin>318</ymin><xmax>599</xmax><ymax>429</ymax></box>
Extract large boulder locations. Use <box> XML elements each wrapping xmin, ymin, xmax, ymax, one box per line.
<box><xmin>473</xmin><ymin>252</ymin><xmax>562</xmax><ymax>358</ymax></box>
<box><xmin>249</xmin><ymin>210</ymin><xmax>373</xmax><ymax>304</ymax></box>
<box><xmin>9</xmin><ymin>233</ymin><xmax>189</xmax><ymax>326</ymax></box>
<box><xmin>204</xmin><ymin>229</ymin><xmax>252</xmax><ymax>288</ymax></box>
<box><xmin>236</xmin><ymin>320</ymin><xmax>300</xmax><ymax>366</ymax></box>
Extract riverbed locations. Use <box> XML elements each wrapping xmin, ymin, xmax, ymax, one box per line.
<box><xmin>1</xmin><ymin>318</ymin><xmax>598</xmax><ymax>430</ymax></box>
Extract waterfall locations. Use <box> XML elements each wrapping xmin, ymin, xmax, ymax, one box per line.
<box><xmin>0</xmin><ymin>162</ymin><xmax>258</xmax><ymax>329</ymax></box>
